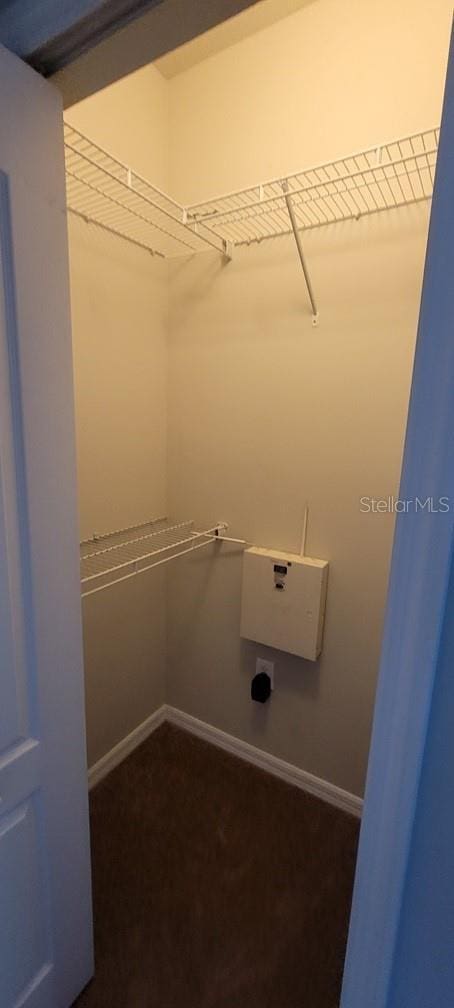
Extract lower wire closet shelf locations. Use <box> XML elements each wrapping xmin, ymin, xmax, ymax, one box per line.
<box><xmin>80</xmin><ymin>518</ymin><xmax>247</xmax><ymax>597</ymax></box>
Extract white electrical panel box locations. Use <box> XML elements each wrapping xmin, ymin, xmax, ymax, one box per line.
<box><xmin>240</xmin><ymin>547</ymin><xmax>328</xmax><ymax>660</ymax></box>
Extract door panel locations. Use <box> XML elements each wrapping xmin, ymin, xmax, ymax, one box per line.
<box><xmin>0</xmin><ymin>802</ymin><xmax>50</xmax><ymax>1006</ymax></box>
<box><xmin>0</xmin><ymin>43</ymin><xmax>93</xmax><ymax>1008</ymax></box>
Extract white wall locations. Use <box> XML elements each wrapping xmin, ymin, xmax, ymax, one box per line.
<box><xmin>69</xmin><ymin>220</ymin><xmax>167</xmax><ymax>539</ymax></box>
<box><xmin>168</xmin><ymin>0</ymin><xmax>452</xmax><ymax>202</ymax></box>
<box><xmin>66</xmin><ymin>62</ymin><xmax>168</xmax><ymax>188</ymax></box>
<box><xmin>165</xmin><ymin>0</ymin><xmax>451</xmax><ymax>795</ymax></box>
<box><xmin>167</xmin><ymin>212</ymin><xmax>427</xmax><ymax>796</ymax></box>
<box><xmin>66</xmin><ymin>64</ymin><xmax>168</xmax><ymax>764</ymax></box>
<box><xmin>81</xmin><ymin>571</ymin><xmax>166</xmax><ymax>766</ymax></box>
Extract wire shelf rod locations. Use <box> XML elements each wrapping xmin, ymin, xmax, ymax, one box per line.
<box><xmin>65</xmin><ymin>147</ymin><xmax>203</xmax><ymax>253</ymax></box>
<box><xmin>65</xmin><ymin>133</ymin><xmax>226</xmax><ymax>256</ymax></box>
<box><xmin>202</xmin><ymin>162</ymin><xmax>434</xmax><ymax>239</ymax></box>
<box><xmin>229</xmin><ymin>193</ymin><xmax>431</xmax><ymax>247</ymax></box>
<box><xmin>79</xmin><ymin>514</ymin><xmax>252</xmax><ymax>598</ymax></box>
<box><xmin>82</xmin><ymin>531</ymin><xmax>211</xmax><ymax>584</ymax></box>
<box><xmin>81</xmin><ymin>519</ymin><xmax>196</xmax><ymax>563</ymax></box>
<box><xmin>66</xmin><ymin>181</ymin><xmax>186</xmax><ymax>249</ymax></box>
<box><xmin>80</xmin><ymin>521</ymin><xmax>229</xmax><ymax>594</ymax></box>
<box><xmin>67</xmin><ymin>206</ymin><xmax>166</xmax><ymax>257</ymax></box>
<box><xmin>81</xmin><ymin>537</ymin><xmax>217</xmax><ymax>598</ymax></box>
<box><xmin>186</xmin><ymin>127</ymin><xmax>438</xmax><ymax>211</ymax></box>
<box><xmin>66</xmin><ymin>167</ymin><xmax>196</xmax><ymax>254</ymax></box>
<box><xmin>65</xmin><ymin>124</ymin><xmax>185</xmax><ymax>213</ymax></box>
<box><xmin>188</xmin><ymin>147</ymin><xmax>437</xmax><ymax>225</ymax></box>
<box><xmin>81</xmin><ymin>529</ymin><xmax>196</xmax><ymax>576</ymax></box>
<box><xmin>214</xmin><ymin>533</ymin><xmax>250</xmax><ymax>546</ymax></box>
<box><xmin>81</xmin><ymin>515</ymin><xmax>167</xmax><ymax>550</ymax></box>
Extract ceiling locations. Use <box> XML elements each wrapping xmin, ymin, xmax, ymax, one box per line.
<box><xmin>155</xmin><ymin>0</ymin><xmax>313</xmax><ymax>78</ymax></box>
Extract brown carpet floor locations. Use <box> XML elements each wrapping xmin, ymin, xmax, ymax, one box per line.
<box><xmin>74</xmin><ymin>722</ymin><xmax>359</xmax><ymax>1008</ymax></box>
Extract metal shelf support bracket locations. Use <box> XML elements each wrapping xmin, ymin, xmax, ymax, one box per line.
<box><xmin>282</xmin><ymin>180</ymin><xmax>319</xmax><ymax>325</ymax></box>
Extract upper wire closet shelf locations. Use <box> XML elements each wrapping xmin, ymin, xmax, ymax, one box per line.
<box><xmin>186</xmin><ymin>128</ymin><xmax>439</xmax><ymax>245</ymax></box>
<box><xmin>64</xmin><ymin>124</ymin><xmax>438</xmax><ymax>320</ymax></box>
<box><xmin>65</xmin><ymin>124</ymin><xmax>438</xmax><ymax>257</ymax></box>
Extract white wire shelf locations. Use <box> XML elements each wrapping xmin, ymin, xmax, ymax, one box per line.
<box><xmin>186</xmin><ymin>127</ymin><xmax>439</xmax><ymax>246</ymax></box>
<box><xmin>80</xmin><ymin>518</ymin><xmax>228</xmax><ymax>597</ymax></box>
<box><xmin>65</xmin><ymin>125</ymin><xmax>438</xmax><ymax>260</ymax></box>
<box><xmin>65</xmin><ymin>124</ymin><xmax>438</xmax><ymax>321</ymax></box>
<box><xmin>64</xmin><ymin>123</ymin><xmax>228</xmax><ymax>259</ymax></box>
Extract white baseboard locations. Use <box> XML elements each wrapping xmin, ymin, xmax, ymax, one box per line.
<box><xmin>88</xmin><ymin>704</ymin><xmax>167</xmax><ymax>790</ymax></box>
<box><xmin>166</xmin><ymin>706</ymin><xmax>363</xmax><ymax>818</ymax></box>
<box><xmin>88</xmin><ymin>703</ymin><xmax>362</xmax><ymax>817</ymax></box>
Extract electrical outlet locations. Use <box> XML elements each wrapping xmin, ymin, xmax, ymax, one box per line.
<box><xmin>256</xmin><ymin>657</ymin><xmax>274</xmax><ymax>690</ymax></box>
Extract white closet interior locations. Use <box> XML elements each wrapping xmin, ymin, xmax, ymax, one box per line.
<box><xmin>64</xmin><ymin>0</ymin><xmax>450</xmax><ymax>800</ymax></box>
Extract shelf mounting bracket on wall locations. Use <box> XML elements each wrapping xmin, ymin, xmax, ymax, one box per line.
<box><xmin>282</xmin><ymin>180</ymin><xmax>319</xmax><ymax>326</ymax></box>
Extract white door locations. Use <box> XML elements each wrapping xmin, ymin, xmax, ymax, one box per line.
<box><xmin>0</xmin><ymin>44</ymin><xmax>93</xmax><ymax>1008</ymax></box>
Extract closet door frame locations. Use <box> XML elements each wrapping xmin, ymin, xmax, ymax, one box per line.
<box><xmin>341</xmin><ymin>21</ymin><xmax>454</xmax><ymax>1008</ymax></box>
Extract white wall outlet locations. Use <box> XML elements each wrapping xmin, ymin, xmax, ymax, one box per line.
<box><xmin>256</xmin><ymin>657</ymin><xmax>274</xmax><ymax>690</ymax></box>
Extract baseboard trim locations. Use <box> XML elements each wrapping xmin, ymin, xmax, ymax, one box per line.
<box><xmin>88</xmin><ymin>703</ymin><xmax>362</xmax><ymax>817</ymax></box>
<box><xmin>88</xmin><ymin>704</ymin><xmax>167</xmax><ymax>790</ymax></box>
<box><xmin>166</xmin><ymin>706</ymin><xmax>363</xmax><ymax>818</ymax></box>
